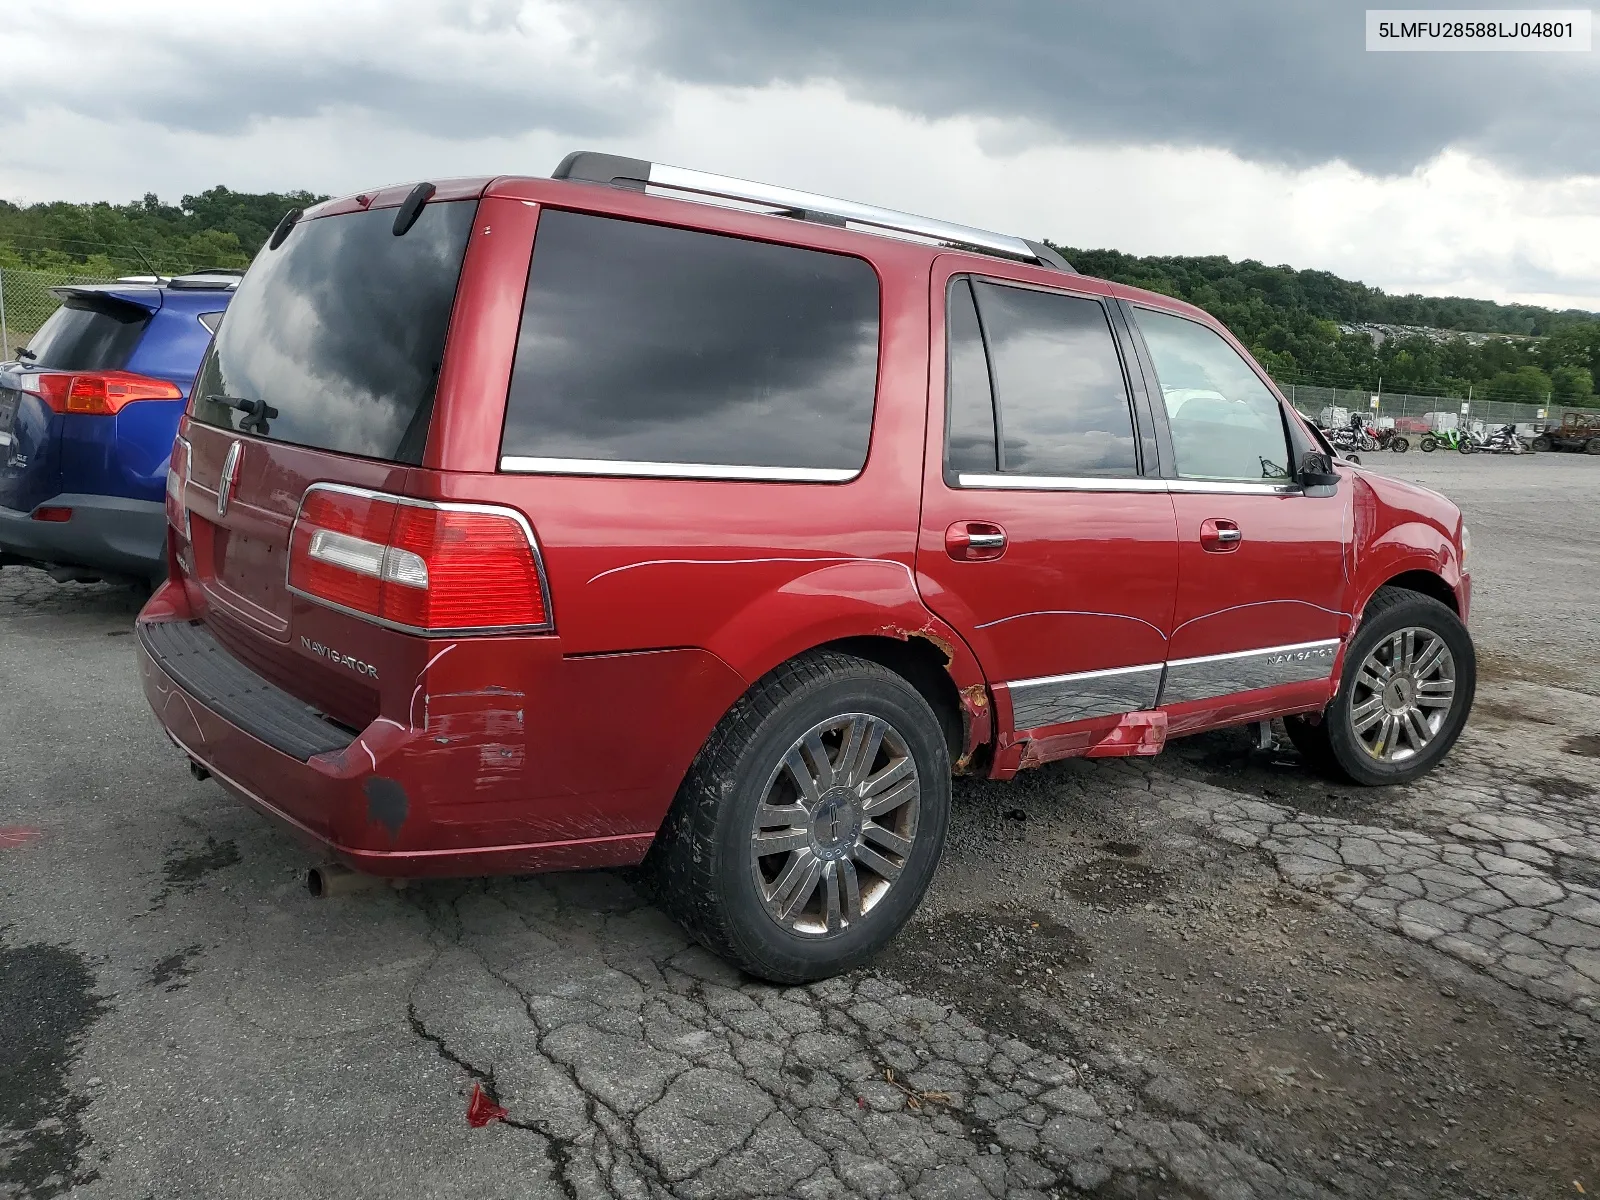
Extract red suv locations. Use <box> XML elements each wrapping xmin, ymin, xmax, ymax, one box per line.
<box><xmin>138</xmin><ymin>153</ymin><xmax>1474</xmax><ymax>982</ymax></box>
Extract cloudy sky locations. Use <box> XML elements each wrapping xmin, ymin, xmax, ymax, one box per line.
<box><xmin>5</xmin><ymin>0</ymin><xmax>1599</xmax><ymax>310</ymax></box>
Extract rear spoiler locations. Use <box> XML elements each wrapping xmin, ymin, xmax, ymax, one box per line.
<box><xmin>46</xmin><ymin>287</ymin><xmax>162</xmax><ymax>317</ymax></box>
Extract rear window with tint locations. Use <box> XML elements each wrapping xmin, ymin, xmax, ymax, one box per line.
<box><xmin>25</xmin><ymin>296</ymin><xmax>151</xmax><ymax>371</ymax></box>
<box><xmin>190</xmin><ymin>200</ymin><xmax>475</xmax><ymax>464</ymax></box>
<box><xmin>500</xmin><ymin>210</ymin><xmax>880</xmax><ymax>478</ymax></box>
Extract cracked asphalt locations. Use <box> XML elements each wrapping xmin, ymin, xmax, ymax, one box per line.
<box><xmin>2</xmin><ymin>453</ymin><xmax>1597</xmax><ymax>1199</ymax></box>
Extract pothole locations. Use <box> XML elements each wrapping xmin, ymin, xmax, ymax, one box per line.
<box><xmin>1060</xmin><ymin>859</ymin><xmax>1172</xmax><ymax>907</ymax></box>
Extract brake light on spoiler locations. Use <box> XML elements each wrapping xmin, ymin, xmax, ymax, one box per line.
<box><xmin>286</xmin><ymin>484</ymin><xmax>553</xmax><ymax>635</ymax></box>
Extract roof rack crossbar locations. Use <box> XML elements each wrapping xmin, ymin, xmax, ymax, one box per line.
<box><xmin>551</xmin><ymin>151</ymin><xmax>1073</xmax><ymax>272</ymax></box>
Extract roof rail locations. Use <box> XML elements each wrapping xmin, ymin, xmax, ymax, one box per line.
<box><xmin>551</xmin><ymin>151</ymin><xmax>1074</xmax><ymax>273</ymax></box>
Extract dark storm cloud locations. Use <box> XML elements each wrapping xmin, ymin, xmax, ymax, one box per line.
<box><xmin>9</xmin><ymin>1</ymin><xmax>1596</xmax><ymax>178</ymax></box>
<box><xmin>614</xmin><ymin>0</ymin><xmax>1600</xmax><ymax>178</ymax></box>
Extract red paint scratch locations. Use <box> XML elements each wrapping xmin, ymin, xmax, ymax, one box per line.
<box><xmin>0</xmin><ymin>826</ymin><xmax>42</xmax><ymax>849</ymax></box>
<box><xmin>466</xmin><ymin>1081</ymin><xmax>508</xmax><ymax>1127</ymax></box>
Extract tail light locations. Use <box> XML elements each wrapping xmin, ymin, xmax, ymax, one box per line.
<box><xmin>166</xmin><ymin>436</ymin><xmax>191</xmax><ymax>541</ymax></box>
<box><xmin>26</xmin><ymin>370</ymin><xmax>182</xmax><ymax>414</ymax></box>
<box><xmin>287</xmin><ymin>485</ymin><xmax>552</xmax><ymax>635</ymax></box>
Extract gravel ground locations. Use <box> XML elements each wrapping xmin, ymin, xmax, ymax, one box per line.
<box><xmin>1</xmin><ymin>453</ymin><xmax>1597</xmax><ymax>1199</ymax></box>
<box><xmin>1358</xmin><ymin>450</ymin><xmax>1600</xmax><ymax>696</ymax></box>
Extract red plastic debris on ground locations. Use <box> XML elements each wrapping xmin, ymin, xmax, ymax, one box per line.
<box><xmin>466</xmin><ymin>1081</ymin><xmax>508</xmax><ymax>1127</ymax></box>
<box><xmin>0</xmin><ymin>827</ymin><xmax>42</xmax><ymax>849</ymax></box>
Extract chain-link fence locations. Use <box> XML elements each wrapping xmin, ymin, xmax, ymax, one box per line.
<box><xmin>0</xmin><ymin>266</ymin><xmax>122</xmax><ymax>359</ymax></box>
<box><xmin>1277</xmin><ymin>381</ymin><xmax>1576</xmax><ymax>432</ymax></box>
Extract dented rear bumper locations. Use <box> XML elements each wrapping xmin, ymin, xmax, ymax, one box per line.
<box><xmin>133</xmin><ymin>579</ymin><xmax>711</xmax><ymax>877</ymax></box>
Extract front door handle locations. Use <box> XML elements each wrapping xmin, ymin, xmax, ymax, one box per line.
<box><xmin>1200</xmin><ymin>518</ymin><xmax>1242</xmax><ymax>552</ymax></box>
<box><xmin>946</xmin><ymin>521</ymin><xmax>1007</xmax><ymax>561</ymax></box>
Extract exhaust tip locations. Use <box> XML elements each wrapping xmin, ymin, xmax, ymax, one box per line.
<box><xmin>306</xmin><ymin>863</ymin><xmax>383</xmax><ymax>898</ymax></box>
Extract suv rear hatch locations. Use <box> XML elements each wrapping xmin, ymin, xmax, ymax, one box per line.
<box><xmin>1</xmin><ymin>288</ymin><xmax>158</xmax><ymax>514</ymax></box>
<box><xmin>173</xmin><ymin>194</ymin><xmax>479</xmax><ymax>730</ymax></box>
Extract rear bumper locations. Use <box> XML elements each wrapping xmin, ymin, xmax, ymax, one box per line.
<box><xmin>135</xmin><ymin>604</ymin><xmax>656</xmax><ymax>878</ymax></box>
<box><xmin>0</xmin><ymin>492</ymin><xmax>165</xmax><ymax>579</ymax></box>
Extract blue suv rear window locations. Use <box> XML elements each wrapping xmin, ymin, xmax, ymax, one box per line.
<box><xmin>25</xmin><ymin>296</ymin><xmax>150</xmax><ymax>371</ymax></box>
<box><xmin>190</xmin><ymin>200</ymin><xmax>475</xmax><ymax>464</ymax></box>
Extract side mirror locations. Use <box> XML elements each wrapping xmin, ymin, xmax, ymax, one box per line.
<box><xmin>1298</xmin><ymin>451</ymin><xmax>1340</xmax><ymax>497</ymax></box>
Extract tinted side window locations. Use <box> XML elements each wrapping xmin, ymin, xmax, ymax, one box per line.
<box><xmin>945</xmin><ymin>278</ymin><xmax>997</xmax><ymax>474</ymax></box>
<box><xmin>1135</xmin><ymin>308</ymin><xmax>1291</xmax><ymax>482</ymax></box>
<box><xmin>26</xmin><ymin>297</ymin><xmax>150</xmax><ymax>371</ymax></box>
<box><xmin>972</xmin><ymin>283</ymin><xmax>1137</xmax><ymax>477</ymax></box>
<box><xmin>501</xmin><ymin>210</ymin><xmax>880</xmax><ymax>477</ymax></box>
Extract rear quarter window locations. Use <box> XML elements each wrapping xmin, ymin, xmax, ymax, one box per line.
<box><xmin>499</xmin><ymin>209</ymin><xmax>881</xmax><ymax>480</ymax></box>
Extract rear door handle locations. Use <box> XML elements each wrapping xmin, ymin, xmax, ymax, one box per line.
<box><xmin>1200</xmin><ymin>518</ymin><xmax>1242</xmax><ymax>552</ymax></box>
<box><xmin>945</xmin><ymin>521</ymin><xmax>1007</xmax><ymax>561</ymax></box>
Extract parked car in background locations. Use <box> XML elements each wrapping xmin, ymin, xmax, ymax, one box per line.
<box><xmin>0</xmin><ymin>272</ymin><xmax>238</xmax><ymax>587</ymax></box>
<box><xmin>1530</xmin><ymin>410</ymin><xmax>1600</xmax><ymax>454</ymax></box>
<box><xmin>136</xmin><ymin>158</ymin><xmax>1474</xmax><ymax>983</ymax></box>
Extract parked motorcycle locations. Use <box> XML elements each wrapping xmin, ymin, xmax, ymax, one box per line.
<box><xmin>1419</xmin><ymin>428</ymin><xmax>1465</xmax><ymax>453</ymax></box>
<box><xmin>1371</xmin><ymin>427</ymin><xmax>1410</xmax><ymax>453</ymax></box>
<box><xmin>1461</xmin><ymin>424</ymin><xmax>1528</xmax><ymax>455</ymax></box>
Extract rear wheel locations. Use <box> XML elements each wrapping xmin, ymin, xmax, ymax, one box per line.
<box><xmin>641</xmin><ymin>650</ymin><xmax>951</xmax><ymax>983</ymax></box>
<box><xmin>1285</xmin><ymin>587</ymin><xmax>1475</xmax><ymax>786</ymax></box>
<box><xmin>1420</xmin><ymin>436</ymin><xmax>1437</xmax><ymax>452</ymax></box>
<box><xmin>1391</xmin><ymin>436</ymin><xmax>1409</xmax><ymax>453</ymax></box>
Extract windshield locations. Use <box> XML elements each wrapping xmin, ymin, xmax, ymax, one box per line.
<box><xmin>190</xmin><ymin>199</ymin><xmax>476</xmax><ymax>464</ymax></box>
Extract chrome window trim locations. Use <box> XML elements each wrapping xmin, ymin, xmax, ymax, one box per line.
<box><xmin>955</xmin><ymin>472</ymin><xmax>1168</xmax><ymax>493</ymax></box>
<box><xmin>1167</xmin><ymin>479</ymin><xmax>1300</xmax><ymax>495</ymax></box>
<box><xmin>284</xmin><ymin>481</ymin><xmax>556</xmax><ymax>635</ymax></box>
<box><xmin>953</xmin><ymin>474</ymin><xmax>1301</xmax><ymax>495</ymax></box>
<box><xmin>499</xmin><ymin>456</ymin><xmax>859</xmax><ymax>483</ymax></box>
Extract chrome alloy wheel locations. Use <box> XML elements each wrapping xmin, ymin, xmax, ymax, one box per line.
<box><xmin>749</xmin><ymin>713</ymin><xmax>921</xmax><ymax>937</ymax></box>
<box><xmin>1349</xmin><ymin>627</ymin><xmax>1457</xmax><ymax>763</ymax></box>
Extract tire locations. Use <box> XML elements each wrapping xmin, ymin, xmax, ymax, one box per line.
<box><xmin>1391</xmin><ymin>436</ymin><xmax>1409</xmax><ymax>453</ymax></box>
<box><xmin>640</xmin><ymin>650</ymin><xmax>951</xmax><ymax>983</ymax></box>
<box><xmin>1420</xmin><ymin>436</ymin><xmax>1436</xmax><ymax>452</ymax></box>
<box><xmin>1458</xmin><ymin>439</ymin><xmax>1475</xmax><ymax>454</ymax></box>
<box><xmin>1286</xmin><ymin>587</ymin><xmax>1475</xmax><ymax>787</ymax></box>
<box><xmin>1345</xmin><ymin>453</ymin><xmax>1361</xmax><ymax>464</ymax></box>
<box><xmin>1586</xmin><ymin>438</ymin><xmax>1600</xmax><ymax>455</ymax></box>
<box><xmin>1531</xmin><ymin>436</ymin><xmax>1552</xmax><ymax>453</ymax></box>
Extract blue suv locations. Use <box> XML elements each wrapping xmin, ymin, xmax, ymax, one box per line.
<box><xmin>0</xmin><ymin>272</ymin><xmax>237</xmax><ymax>586</ymax></box>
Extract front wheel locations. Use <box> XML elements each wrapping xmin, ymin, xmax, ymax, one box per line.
<box><xmin>641</xmin><ymin>650</ymin><xmax>951</xmax><ymax>983</ymax></box>
<box><xmin>1344</xmin><ymin>453</ymin><xmax>1361</xmax><ymax>464</ymax></box>
<box><xmin>1458</xmin><ymin>438</ymin><xmax>1476</xmax><ymax>454</ymax></box>
<box><xmin>1420</xmin><ymin>436</ymin><xmax>1437</xmax><ymax>452</ymax></box>
<box><xmin>1390</xmin><ymin>436</ymin><xmax>1410</xmax><ymax>453</ymax></box>
<box><xmin>1531</xmin><ymin>436</ymin><xmax>1552</xmax><ymax>452</ymax></box>
<box><xmin>1285</xmin><ymin>588</ymin><xmax>1475</xmax><ymax>786</ymax></box>
<box><xmin>1586</xmin><ymin>438</ymin><xmax>1600</xmax><ymax>455</ymax></box>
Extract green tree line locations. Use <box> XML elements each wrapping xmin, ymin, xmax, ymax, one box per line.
<box><xmin>1</xmin><ymin>189</ymin><xmax>1595</xmax><ymax>407</ymax></box>
<box><xmin>1053</xmin><ymin>245</ymin><xmax>1600</xmax><ymax>408</ymax></box>
<box><xmin>0</xmin><ymin>187</ymin><xmax>326</xmax><ymax>279</ymax></box>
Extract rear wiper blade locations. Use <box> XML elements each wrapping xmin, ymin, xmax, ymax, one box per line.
<box><xmin>207</xmin><ymin>394</ymin><xmax>278</xmax><ymax>434</ymax></box>
<box><xmin>16</xmin><ymin>348</ymin><xmax>36</xmax><ymax>362</ymax></box>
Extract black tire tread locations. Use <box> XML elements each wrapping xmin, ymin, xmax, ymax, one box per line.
<box><xmin>640</xmin><ymin>649</ymin><xmax>943</xmax><ymax>980</ymax></box>
<box><xmin>1298</xmin><ymin>585</ymin><xmax>1473</xmax><ymax>786</ymax></box>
